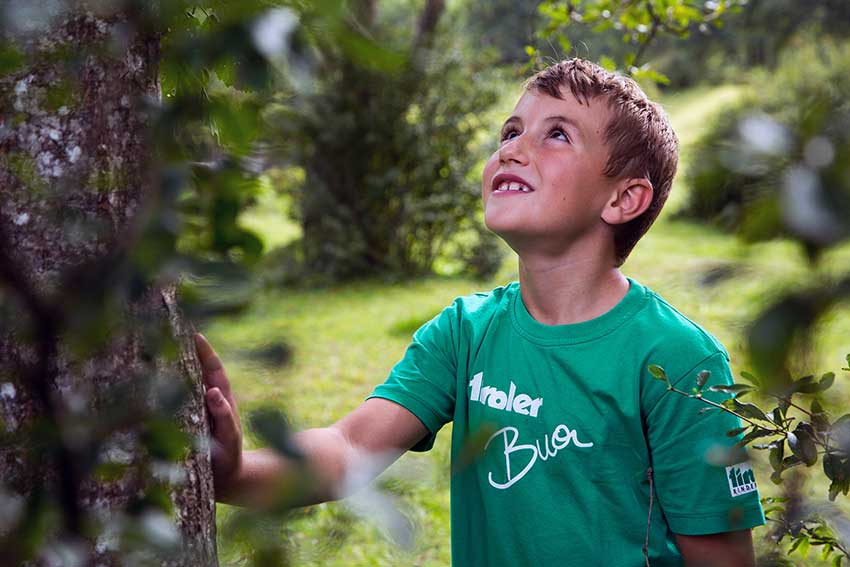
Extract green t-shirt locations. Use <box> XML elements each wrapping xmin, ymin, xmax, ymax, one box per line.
<box><xmin>370</xmin><ymin>279</ymin><xmax>765</xmax><ymax>566</ymax></box>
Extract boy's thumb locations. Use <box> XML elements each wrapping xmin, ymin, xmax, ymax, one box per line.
<box><xmin>208</xmin><ymin>387</ymin><xmax>225</xmax><ymax>406</ymax></box>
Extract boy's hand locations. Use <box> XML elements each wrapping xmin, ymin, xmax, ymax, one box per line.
<box><xmin>194</xmin><ymin>333</ymin><xmax>243</xmax><ymax>498</ymax></box>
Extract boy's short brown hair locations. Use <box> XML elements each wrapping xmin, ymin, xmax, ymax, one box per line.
<box><xmin>525</xmin><ymin>59</ymin><xmax>679</xmax><ymax>265</ymax></box>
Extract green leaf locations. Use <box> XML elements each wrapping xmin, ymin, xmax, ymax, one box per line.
<box><xmin>336</xmin><ymin>29</ymin><xmax>406</xmax><ymax>74</ymax></box>
<box><xmin>823</xmin><ymin>452</ymin><xmax>839</xmax><ymax>481</ymax></box>
<box><xmin>648</xmin><ymin>365</ymin><xmax>668</xmax><ymax>382</ymax></box>
<box><xmin>782</xmin><ymin>455</ymin><xmax>803</xmax><ymax>469</ymax></box>
<box><xmin>796</xmin><ymin>536</ymin><xmax>811</xmax><ymax>557</ymax></box>
<box><xmin>727</xmin><ymin>399</ymin><xmax>771</xmax><ymax>422</ymax></box>
<box><xmin>790</xmin><ymin>372</ymin><xmax>835</xmax><ymax>394</ymax></box>
<box><xmin>828</xmin><ymin>478</ymin><xmax>846</xmax><ymax>502</ymax></box>
<box><xmin>726</xmin><ymin>426</ymin><xmax>747</xmax><ymax>437</ymax></box>
<box><xmin>811</xmin><ymin>399</ymin><xmax>830</xmax><ymax>432</ymax></box>
<box><xmin>737</xmin><ymin>427</ymin><xmax>774</xmax><ymax>447</ymax></box>
<box><xmin>761</xmin><ymin>505</ymin><xmax>784</xmax><ymax>516</ymax></box>
<box><xmin>709</xmin><ymin>383</ymin><xmax>754</xmax><ymax>395</ymax></box>
<box><xmin>739</xmin><ymin>371</ymin><xmax>761</xmax><ymax>386</ymax></box>
<box><xmin>788</xmin><ymin>424</ymin><xmax>818</xmax><ymax>466</ymax></box>
<box><xmin>631</xmin><ymin>66</ymin><xmax>670</xmax><ymax>86</ymax></box>
<box><xmin>793</xmin><ymin>374</ymin><xmax>818</xmax><ymax>394</ymax></box>
<box><xmin>822</xmin><ymin>545</ymin><xmax>834</xmax><ymax>561</ymax></box>
<box><xmin>769</xmin><ymin>442</ymin><xmax>785</xmax><ymax>472</ymax></box>
<box><xmin>599</xmin><ymin>55</ymin><xmax>618</xmax><ymax>72</ymax></box>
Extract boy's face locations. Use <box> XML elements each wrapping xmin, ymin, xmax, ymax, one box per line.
<box><xmin>481</xmin><ymin>89</ymin><xmax>617</xmax><ymax>253</ymax></box>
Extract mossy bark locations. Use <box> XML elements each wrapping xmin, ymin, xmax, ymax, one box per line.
<box><xmin>0</xmin><ymin>10</ymin><xmax>217</xmax><ymax>567</ymax></box>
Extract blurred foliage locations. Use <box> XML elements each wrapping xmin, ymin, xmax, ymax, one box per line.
<box><xmin>530</xmin><ymin>0</ymin><xmax>850</xmax><ymax>89</ymax></box>
<box><xmin>262</xmin><ymin>1</ymin><xmax>503</xmax><ymax>282</ymax></box>
<box><xmin>652</xmin><ymin>0</ymin><xmax>850</xmax><ymax>88</ymax></box>
<box><xmin>681</xmin><ymin>38</ymin><xmax>850</xmax><ymax>254</ymax></box>
<box><xmin>459</xmin><ymin>0</ymin><xmax>542</xmax><ymax>65</ymax></box>
<box><xmin>532</xmin><ymin>0</ymin><xmax>746</xmax><ymax>84</ymax></box>
<box><xmin>0</xmin><ymin>1</ymin><xmax>342</xmax><ymax>565</ymax></box>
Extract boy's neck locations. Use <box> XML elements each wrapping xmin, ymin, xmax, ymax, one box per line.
<box><xmin>517</xmin><ymin>254</ymin><xmax>629</xmax><ymax>326</ymax></box>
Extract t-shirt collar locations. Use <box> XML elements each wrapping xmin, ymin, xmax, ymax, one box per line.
<box><xmin>510</xmin><ymin>277</ymin><xmax>648</xmax><ymax>346</ymax></box>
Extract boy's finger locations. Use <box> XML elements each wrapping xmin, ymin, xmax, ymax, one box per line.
<box><xmin>206</xmin><ymin>387</ymin><xmax>241</xmax><ymax>451</ymax></box>
<box><xmin>194</xmin><ymin>333</ymin><xmax>237</xmax><ymax>410</ymax></box>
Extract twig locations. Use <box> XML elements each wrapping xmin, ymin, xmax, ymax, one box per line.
<box><xmin>643</xmin><ymin>466</ymin><xmax>654</xmax><ymax>567</ymax></box>
<box><xmin>768</xmin><ymin>395</ymin><xmax>814</xmax><ymax>419</ymax></box>
<box><xmin>667</xmin><ymin>386</ymin><xmax>785</xmax><ymax>435</ymax></box>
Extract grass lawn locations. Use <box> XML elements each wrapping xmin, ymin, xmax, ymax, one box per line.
<box><xmin>206</xmin><ymin>84</ymin><xmax>850</xmax><ymax>566</ymax></box>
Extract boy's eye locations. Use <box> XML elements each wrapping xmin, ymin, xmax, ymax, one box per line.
<box><xmin>500</xmin><ymin>127</ymin><xmax>520</xmax><ymax>142</ymax></box>
<box><xmin>549</xmin><ymin>127</ymin><xmax>570</xmax><ymax>142</ymax></box>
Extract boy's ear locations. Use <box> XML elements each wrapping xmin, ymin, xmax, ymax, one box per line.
<box><xmin>601</xmin><ymin>178</ymin><xmax>654</xmax><ymax>225</ymax></box>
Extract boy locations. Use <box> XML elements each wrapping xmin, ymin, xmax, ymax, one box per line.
<box><xmin>196</xmin><ymin>59</ymin><xmax>765</xmax><ymax>566</ymax></box>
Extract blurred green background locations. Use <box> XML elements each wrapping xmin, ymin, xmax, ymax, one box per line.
<box><xmin>3</xmin><ymin>0</ymin><xmax>850</xmax><ymax>565</ymax></box>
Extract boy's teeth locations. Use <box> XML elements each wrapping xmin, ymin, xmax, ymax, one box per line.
<box><xmin>496</xmin><ymin>181</ymin><xmax>530</xmax><ymax>193</ymax></box>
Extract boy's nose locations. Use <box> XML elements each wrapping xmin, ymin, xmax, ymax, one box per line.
<box><xmin>499</xmin><ymin>137</ymin><xmax>530</xmax><ymax>166</ymax></box>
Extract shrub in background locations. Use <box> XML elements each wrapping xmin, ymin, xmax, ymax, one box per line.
<box><xmin>680</xmin><ymin>37</ymin><xmax>850</xmax><ymax>251</ymax></box>
<box><xmin>265</xmin><ymin>2</ymin><xmax>501</xmax><ymax>282</ymax></box>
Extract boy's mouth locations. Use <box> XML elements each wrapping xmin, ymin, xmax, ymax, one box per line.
<box><xmin>491</xmin><ymin>173</ymin><xmax>534</xmax><ymax>194</ymax></box>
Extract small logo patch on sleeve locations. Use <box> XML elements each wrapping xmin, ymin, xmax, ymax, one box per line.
<box><xmin>725</xmin><ymin>462</ymin><xmax>758</xmax><ymax>497</ymax></box>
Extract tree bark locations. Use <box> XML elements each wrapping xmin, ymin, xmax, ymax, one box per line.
<box><xmin>0</xmin><ymin>9</ymin><xmax>217</xmax><ymax>567</ymax></box>
<box><xmin>413</xmin><ymin>0</ymin><xmax>445</xmax><ymax>53</ymax></box>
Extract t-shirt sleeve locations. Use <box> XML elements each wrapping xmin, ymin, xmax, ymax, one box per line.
<box><xmin>645</xmin><ymin>351</ymin><xmax>766</xmax><ymax>535</ymax></box>
<box><xmin>367</xmin><ymin>304</ymin><xmax>459</xmax><ymax>452</ymax></box>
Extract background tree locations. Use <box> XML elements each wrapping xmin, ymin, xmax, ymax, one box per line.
<box><xmin>460</xmin><ymin>0</ymin><xmax>542</xmax><ymax>65</ymax></box>
<box><xmin>265</xmin><ymin>0</ymin><xmax>502</xmax><ymax>281</ymax></box>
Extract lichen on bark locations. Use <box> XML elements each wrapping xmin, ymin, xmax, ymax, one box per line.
<box><xmin>0</xmin><ymin>8</ymin><xmax>218</xmax><ymax>567</ymax></box>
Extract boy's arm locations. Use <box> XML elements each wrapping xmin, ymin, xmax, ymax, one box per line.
<box><xmin>195</xmin><ymin>334</ymin><xmax>428</xmax><ymax>508</ymax></box>
<box><xmin>675</xmin><ymin>529</ymin><xmax>755</xmax><ymax>567</ymax></box>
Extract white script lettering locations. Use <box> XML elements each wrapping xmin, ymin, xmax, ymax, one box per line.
<box><xmin>484</xmin><ymin>425</ymin><xmax>593</xmax><ymax>490</ymax></box>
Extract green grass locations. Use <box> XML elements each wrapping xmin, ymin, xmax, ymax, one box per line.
<box><xmin>208</xmin><ymin>83</ymin><xmax>850</xmax><ymax>566</ymax></box>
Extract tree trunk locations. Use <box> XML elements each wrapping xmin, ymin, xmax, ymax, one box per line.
<box><xmin>0</xmin><ymin>9</ymin><xmax>217</xmax><ymax>567</ymax></box>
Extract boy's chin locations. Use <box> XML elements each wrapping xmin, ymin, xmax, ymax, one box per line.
<box><xmin>483</xmin><ymin>221</ymin><xmax>531</xmax><ymax>251</ymax></box>
<box><xmin>482</xmin><ymin>217</ymin><xmax>513</xmax><ymax>240</ymax></box>
<box><xmin>484</xmin><ymin>207</ymin><xmax>523</xmax><ymax>232</ymax></box>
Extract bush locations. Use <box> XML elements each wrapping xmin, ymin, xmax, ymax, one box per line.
<box><xmin>265</xmin><ymin>6</ymin><xmax>501</xmax><ymax>282</ymax></box>
<box><xmin>680</xmin><ymin>37</ymin><xmax>850</xmax><ymax>250</ymax></box>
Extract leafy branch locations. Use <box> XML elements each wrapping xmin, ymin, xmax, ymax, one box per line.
<box><xmin>649</xmin><ymin>355</ymin><xmax>850</xmax><ymax>562</ymax></box>
<box><xmin>532</xmin><ymin>0</ymin><xmax>747</xmax><ymax>83</ymax></box>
